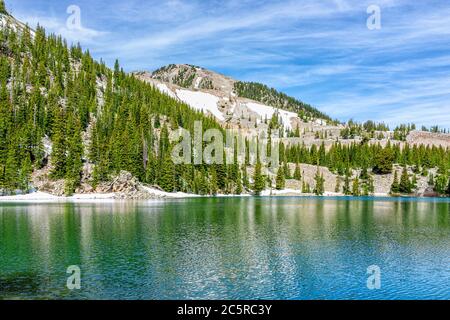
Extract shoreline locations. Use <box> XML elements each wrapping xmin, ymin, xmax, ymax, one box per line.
<box><xmin>0</xmin><ymin>190</ymin><xmax>448</xmax><ymax>203</ymax></box>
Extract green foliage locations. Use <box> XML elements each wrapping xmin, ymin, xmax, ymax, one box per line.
<box><xmin>0</xmin><ymin>19</ymin><xmax>229</xmax><ymax>195</ymax></box>
<box><xmin>399</xmin><ymin>167</ymin><xmax>412</xmax><ymax>194</ymax></box>
<box><xmin>275</xmin><ymin>166</ymin><xmax>285</xmax><ymax>190</ymax></box>
<box><xmin>0</xmin><ymin>13</ymin><xmax>449</xmax><ymax>198</ymax></box>
<box><xmin>302</xmin><ymin>181</ymin><xmax>311</xmax><ymax>193</ymax></box>
<box><xmin>447</xmin><ymin>178</ymin><xmax>450</xmax><ymax>196</ymax></box>
<box><xmin>234</xmin><ymin>81</ymin><xmax>332</xmax><ymax>122</ymax></box>
<box><xmin>253</xmin><ymin>162</ymin><xmax>265</xmax><ymax>195</ymax></box>
<box><xmin>367</xmin><ymin>175</ymin><xmax>375</xmax><ymax>195</ymax></box>
<box><xmin>372</xmin><ymin>147</ymin><xmax>394</xmax><ymax>174</ymax></box>
<box><xmin>343</xmin><ymin>169</ymin><xmax>352</xmax><ymax>195</ymax></box>
<box><xmin>0</xmin><ymin>0</ymin><xmax>8</xmax><ymax>15</ymax></box>
<box><xmin>352</xmin><ymin>177</ymin><xmax>360</xmax><ymax>196</ymax></box>
<box><xmin>390</xmin><ymin>171</ymin><xmax>400</xmax><ymax>194</ymax></box>
<box><xmin>434</xmin><ymin>174</ymin><xmax>449</xmax><ymax>195</ymax></box>
<box><xmin>293</xmin><ymin>163</ymin><xmax>302</xmax><ymax>180</ymax></box>
<box><xmin>313</xmin><ymin>167</ymin><xmax>325</xmax><ymax>195</ymax></box>
<box><xmin>335</xmin><ymin>176</ymin><xmax>341</xmax><ymax>193</ymax></box>
<box><xmin>159</xmin><ymin>156</ymin><xmax>175</xmax><ymax>192</ymax></box>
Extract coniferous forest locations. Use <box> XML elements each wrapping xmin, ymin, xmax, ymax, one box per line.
<box><xmin>0</xmin><ymin>6</ymin><xmax>449</xmax><ymax>197</ymax></box>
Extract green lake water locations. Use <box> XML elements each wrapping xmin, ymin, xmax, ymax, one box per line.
<box><xmin>0</xmin><ymin>197</ymin><xmax>449</xmax><ymax>300</ymax></box>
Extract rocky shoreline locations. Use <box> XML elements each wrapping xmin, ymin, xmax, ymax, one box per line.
<box><xmin>1</xmin><ymin>165</ymin><xmax>447</xmax><ymax>201</ymax></box>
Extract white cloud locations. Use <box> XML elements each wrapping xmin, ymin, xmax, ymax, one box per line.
<box><xmin>15</xmin><ymin>14</ymin><xmax>107</xmax><ymax>44</ymax></box>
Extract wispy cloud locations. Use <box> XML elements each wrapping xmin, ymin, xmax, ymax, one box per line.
<box><xmin>7</xmin><ymin>0</ymin><xmax>450</xmax><ymax>128</ymax></box>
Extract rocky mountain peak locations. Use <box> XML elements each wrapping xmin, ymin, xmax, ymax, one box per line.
<box><xmin>149</xmin><ymin>64</ymin><xmax>236</xmax><ymax>94</ymax></box>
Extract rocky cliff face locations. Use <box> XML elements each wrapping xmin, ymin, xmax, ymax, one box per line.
<box><xmin>406</xmin><ymin>131</ymin><xmax>450</xmax><ymax>148</ymax></box>
<box><xmin>134</xmin><ymin>65</ymin><xmax>335</xmax><ymax>138</ymax></box>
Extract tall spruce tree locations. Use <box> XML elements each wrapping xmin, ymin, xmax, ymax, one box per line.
<box><xmin>313</xmin><ymin>167</ymin><xmax>325</xmax><ymax>195</ymax></box>
<box><xmin>0</xmin><ymin>0</ymin><xmax>8</xmax><ymax>15</ymax></box>
<box><xmin>352</xmin><ymin>177</ymin><xmax>360</xmax><ymax>196</ymax></box>
<box><xmin>159</xmin><ymin>155</ymin><xmax>175</xmax><ymax>192</ymax></box>
<box><xmin>276</xmin><ymin>166</ymin><xmax>285</xmax><ymax>190</ymax></box>
<box><xmin>253</xmin><ymin>161</ymin><xmax>265</xmax><ymax>195</ymax></box>
<box><xmin>399</xmin><ymin>167</ymin><xmax>412</xmax><ymax>194</ymax></box>
<box><xmin>390</xmin><ymin>171</ymin><xmax>400</xmax><ymax>194</ymax></box>
<box><xmin>293</xmin><ymin>163</ymin><xmax>302</xmax><ymax>180</ymax></box>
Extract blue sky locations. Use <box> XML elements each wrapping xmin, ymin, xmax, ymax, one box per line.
<box><xmin>6</xmin><ymin>0</ymin><xmax>450</xmax><ymax>129</ymax></box>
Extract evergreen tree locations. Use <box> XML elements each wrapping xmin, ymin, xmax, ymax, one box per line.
<box><xmin>50</xmin><ymin>108</ymin><xmax>67</xmax><ymax>179</ymax></box>
<box><xmin>19</xmin><ymin>154</ymin><xmax>32</xmax><ymax>192</ymax></box>
<box><xmin>64</xmin><ymin>116</ymin><xmax>83</xmax><ymax>195</ymax></box>
<box><xmin>235</xmin><ymin>168</ymin><xmax>243</xmax><ymax>195</ymax></box>
<box><xmin>4</xmin><ymin>146</ymin><xmax>18</xmax><ymax>192</ymax></box>
<box><xmin>446</xmin><ymin>178</ymin><xmax>450</xmax><ymax>196</ymax></box>
<box><xmin>293</xmin><ymin>163</ymin><xmax>302</xmax><ymax>180</ymax></box>
<box><xmin>253</xmin><ymin>161</ymin><xmax>265</xmax><ymax>195</ymax></box>
<box><xmin>210</xmin><ymin>168</ymin><xmax>218</xmax><ymax>196</ymax></box>
<box><xmin>335</xmin><ymin>176</ymin><xmax>341</xmax><ymax>193</ymax></box>
<box><xmin>352</xmin><ymin>177</ymin><xmax>360</xmax><ymax>196</ymax></box>
<box><xmin>372</xmin><ymin>147</ymin><xmax>394</xmax><ymax>174</ymax></box>
<box><xmin>0</xmin><ymin>0</ymin><xmax>8</xmax><ymax>15</ymax></box>
<box><xmin>313</xmin><ymin>167</ymin><xmax>324</xmax><ymax>195</ymax></box>
<box><xmin>343</xmin><ymin>170</ymin><xmax>351</xmax><ymax>195</ymax></box>
<box><xmin>242</xmin><ymin>165</ymin><xmax>249</xmax><ymax>189</ymax></box>
<box><xmin>159</xmin><ymin>156</ymin><xmax>175</xmax><ymax>192</ymax></box>
<box><xmin>276</xmin><ymin>166</ymin><xmax>285</xmax><ymax>190</ymax></box>
<box><xmin>360</xmin><ymin>166</ymin><xmax>369</xmax><ymax>180</ymax></box>
<box><xmin>399</xmin><ymin>167</ymin><xmax>412</xmax><ymax>194</ymax></box>
<box><xmin>302</xmin><ymin>181</ymin><xmax>311</xmax><ymax>194</ymax></box>
<box><xmin>390</xmin><ymin>171</ymin><xmax>400</xmax><ymax>194</ymax></box>
<box><xmin>283</xmin><ymin>161</ymin><xmax>291</xmax><ymax>179</ymax></box>
<box><xmin>367</xmin><ymin>175</ymin><xmax>375</xmax><ymax>195</ymax></box>
<box><xmin>434</xmin><ymin>174</ymin><xmax>448</xmax><ymax>195</ymax></box>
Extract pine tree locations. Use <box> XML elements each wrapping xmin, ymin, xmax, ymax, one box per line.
<box><xmin>210</xmin><ymin>168</ymin><xmax>218</xmax><ymax>196</ymax></box>
<box><xmin>434</xmin><ymin>174</ymin><xmax>448</xmax><ymax>195</ymax></box>
<box><xmin>373</xmin><ymin>147</ymin><xmax>394</xmax><ymax>174</ymax></box>
<box><xmin>159</xmin><ymin>155</ymin><xmax>175</xmax><ymax>192</ymax></box>
<box><xmin>302</xmin><ymin>182</ymin><xmax>311</xmax><ymax>194</ymax></box>
<box><xmin>4</xmin><ymin>146</ymin><xmax>18</xmax><ymax>193</ymax></box>
<box><xmin>360</xmin><ymin>166</ymin><xmax>369</xmax><ymax>180</ymax></box>
<box><xmin>253</xmin><ymin>162</ymin><xmax>265</xmax><ymax>195</ymax></box>
<box><xmin>50</xmin><ymin>108</ymin><xmax>67</xmax><ymax>179</ymax></box>
<box><xmin>352</xmin><ymin>177</ymin><xmax>360</xmax><ymax>196</ymax></box>
<box><xmin>343</xmin><ymin>170</ymin><xmax>351</xmax><ymax>195</ymax></box>
<box><xmin>313</xmin><ymin>167</ymin><xmax>324</xmax><ymax>195</ymax></box>
<box><xmin>335</xmin><ymin>176</ymin><xmax>341</xmax><ymax>193</ymax></box>
<box><xmin>235</xmin><ymin>168</ymin><xmax>243</xmax><ymax>195</ymax></box>
<box><xmin>19</xmin><ymin>154</ymin><xmax>32</xmax><ymax>192</ymax></box>
<box><xmin>64</xmin><ymin>115</ymin><xmax>83</xmax><ymax>195</ymax></box>
<box><xmin>428</xmin><ymin>173</ymin><xmax>435</xmax><ymax>186</ymax></box>
<box><xmin>242</xmin><ymin>165</ymin><xmax>249</xmax><ymax>189</ymax></box>
<box><xmin>446</xmin><ymin>178</ymin><xmax>450</xmax><ymax>196</ymax></box>
<box><xmin>293</xmin><ymin>163</ymin><xmax>302</xmax><ymax>180</ymax></box>
<box><xmin>276</xmin><ymin>166</ymin><xmax>285</xmax><ymax>190</ymax></box>
<box><xmin>367</xmin><ymin>175</ymin><xmax>375</xmax><ymax>195</ymax></box>
<box><xmin>390</xmin><ymin>171</ymin><xmax>400</xmax><ymax>194</ymax></box>
<box><xmin>399</xmin><ymin>167</ymin><xmax>412</xmax><ymax>194</ymax></box>
<box><xmin>283</xmin><ymin>161</ymin><xmax>291</xmax><ymax>179</ymax></box>
<box><xmin>0</xmin><ymin>0</ymin><xmax>8</xmax><ymax>15</ymax></box>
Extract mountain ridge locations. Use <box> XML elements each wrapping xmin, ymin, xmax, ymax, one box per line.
<box><xmin>0</xmin><ymin>7</ymin><xmax>449</xmax><ymax>199</ymax></box>
<box><xmin>137</xmin><ymin>63</ymin><xmax>333</xmax><ymax>123</ymax></box>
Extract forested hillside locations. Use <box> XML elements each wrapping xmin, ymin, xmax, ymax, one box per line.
<box><xmin>0</xmin><ymin>5</ymin><xmax>449</xmax><ymax>198</ymax></box>
<box><xmin>234</xmin><ymin>81</ymin><xmax>333</xmax><ymax>123</ymax></box>
<box><xmin>0</xmin><ymin>10</ymin><xmax>225</xmax><ymax>196</ymax></box>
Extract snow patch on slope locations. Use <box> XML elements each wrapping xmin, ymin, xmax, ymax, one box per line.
<box><xmin>194</xmin><ymin>77</ymin><xmax>203</xmax><ymax>89</ymax></box>
<box><xmin>156</xmin><ymin>83</ymin><xmax>177</xmax><ymax>99</ymax></box>
<box><xmin>245</xmin><ymin>102</ymin><xmax>297</xmax><ymax>129</ymax></box>
<box><xmin>176</xmin><ymin>89</ymin><xmax>224</xmax><ymax>121</ymax></box>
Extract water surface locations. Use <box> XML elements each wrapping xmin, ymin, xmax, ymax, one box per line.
<box><xmin>0</xmin><ymin>197</ymin><xmax>449</xmax><ymax>300</ymax></box>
